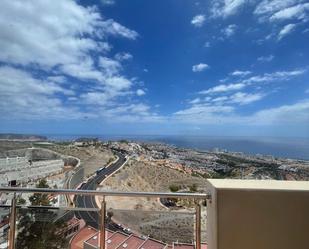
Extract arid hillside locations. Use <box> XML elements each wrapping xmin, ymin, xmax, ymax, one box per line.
<box><xmin>99</xmin><ymin>158</ymin><xmax>208</xmax><ymax>243</ymax></box>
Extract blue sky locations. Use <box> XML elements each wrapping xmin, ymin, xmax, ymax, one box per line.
<box><xmin>0</xmin><ymin>0</ymin><xmax>308</xmax><ymax>137</ymax></box>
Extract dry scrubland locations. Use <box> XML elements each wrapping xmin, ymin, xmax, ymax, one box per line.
<box><xmin>99</xmin><ymin>159</ymin><xmax>208</xmax><ymax>243</ymax></box>
<box><xmin>43</xmin><ymin>144</ymin><xmax>115</xmax><ymax>175</ymax></box>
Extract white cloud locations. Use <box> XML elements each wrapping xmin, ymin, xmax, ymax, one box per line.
<box><xmin>101</xmin><ymin>0</ymin><xmax>115</xmax><ymax>5</ymax></box>
<box><xmin>257</xmin><ymin>55</ymin><xmax>274</xmax><ymax>62</ymax></box>
<box><xmin>0</xmin><ymin>0</ymin><xmax>162</xmax><ymax>123</ymax></box>
<box><xmin>99</xmin><ymin>56</ymin><xmax>122</xmax><ymax>76</ymax></box>
<box><xmin>270</xmin><ymin>3</ymin><xmax>309</xmax><ymax>22</ymax></box>
<box><xmin>254</xmin><ymin>0</ymin><xmax>309</xmax><ymax>36</ymax></box>
<box><xmin>136</xmin><ymin>89</ymin><xmax>146</xmax><ymax>96</ymax></box>
<box><xmin>100</xmin><ymin>19</ymin><xmax>138</xmax><ymax>40</ymax></box>
<box><xmin>278</xmin><ymin>23</ymin><xmax>297</xmax><ymax>40</ymax></box>
<box><xmin>0</xmin><ymin>1</ymin><xmax>138</xmax><ymax>69</ymax></box>
<box><xmin>0</xmin><ymin>66</ymin><xmax>85</xmax><ymax>120</ymax></box>
<box><xmin>230</xmin><ymin>70</ymin><xmax>252</xmax><ymax>76</ymax></box>
<box><xmin>229</xmin><ymin>92</ymin><xmax>265</xmax><ymax>105</ymax></box>
<box><xmin>244</xmin><ymin>69</ymin><xmax>306</xmax><ymax>84</ymax></box>
<box><xmin>174</xmin><ymin>104</ymin><xmax>234</xmax><ymax>117</ymax></box>
<box><xmin>204</xmin><ymin>42</ymin><xmax>211</xmax><ymax>47</ymax></box>
<box><xmin>222</xmin><ymin>24</ymin><xmax>237</xmax><ymax>37</ymax></box>
<box><xmin>192</xmin><ymin>63</ymin><xmax>209</xmax><ymax>72</ymax></box>
<box><xmin>254</xmin><ymin>1</ymin><xmax>309</xmax><ymax>39</ymax></box>
<box><xmin>255</xmin><ymin>0</ymin><xmax>297</xmax><ymax>16</ymax></box>
<box><xmin>105</xmin><ymin>76</ymin><xmax>132</xmax><ymax>91</ymax></box>
<box><xmin>80</xmin><ymin>92</ymin><xmax>111</xmax><ymax>106</ymax></box>
<box><xmin>200</xmin><ymin>83</ymin><xmax>246</xmax><ymax>94</ymax></box>
<box><xmin>0</xmin><ymin>66</ymin><xmax>74</xmax><ymax>96</ymax></box>
<box><xmin>189</xmin><ymin>98</ymin><xmax>201</xmax><ymax>104</ymax></box>
<box><xmin>206</xmin><ymin>91</ymin><xmax>265</xmax><ymax>105</ymax></box>
<box><xmin>303</xmin><ymin>28</ymin><xmax>309</xmax><ymax>33</ymax></box>
<box><xmin>211</xmin><ymin>0</ymin><xmax>247</xmax><ymax>18</ymax></box>
<box><xmin>115</xmin><ymin>52</ymin><xmax>133</xmax><ymax>61</ymax></box>
<box><xmin>191</xmin><ymin>15</ymin><xmax>206</xmax><ymax>27</ymax></box>
<box><xmin>173</xmin><ymin>99</ymin><xmax>309</xmax><ymax>126</ymax></box>
<box><xmin>211</xmin><ymin>96</ymin><xmax>229</xmax><ymax>102</ymax></box>
<box><xmin>250</xmin><ymin>100</ymin><xmax>309</xmax><ymax>125</ymax></box>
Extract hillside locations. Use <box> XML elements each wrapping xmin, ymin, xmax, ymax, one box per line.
<box><xmin>98</xmin><ymin>158</ymin><xmax>208</xmax><ymax>243</ymax></box>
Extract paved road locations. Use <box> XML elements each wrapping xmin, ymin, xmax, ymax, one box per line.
<box><xmin>74</xmin><ymin>151</ymin><xmax>126</xmax><ymax>229</ymax></box>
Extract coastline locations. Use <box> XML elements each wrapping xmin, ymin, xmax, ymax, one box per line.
<box><xmin>44</xmin><ymin>134</ymin><xmax>309</xmax><ymax>161</ymax></box>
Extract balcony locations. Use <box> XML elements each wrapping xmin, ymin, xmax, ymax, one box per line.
<box><xmin>0</xmin><ymin>187</ymin><xmax>206</xmax><ymax>249</ymax></box>
<box><xmin>0</xmin><ymin>179</ymin><xmax>308</xmax><ymax>249</ymax></box>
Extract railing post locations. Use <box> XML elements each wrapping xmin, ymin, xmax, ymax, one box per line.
<box><xmin>195</xmin><ymin>201</ymin><xmax>201</xmax><ymax>249</ymax></box>
<box><xmin>8</xmin><ymin>194</ymin><xmax>17</xmax><ymax>249</ymax></box>
<box><xmin>100</xmin><ymin>197</ymin><xmax>106</xmax><ymax>249</ymax></box>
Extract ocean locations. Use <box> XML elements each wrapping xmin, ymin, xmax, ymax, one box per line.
<box><xmin>46</xmin><ymin>134</ymin><xmax>309</xmax><ymax>160</ymax></box>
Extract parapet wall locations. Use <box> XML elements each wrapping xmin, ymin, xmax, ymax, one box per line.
<box><xmin>206</xmin><ymin>179</ymin><xmax>309</xmax><ymax>249</ymax></box>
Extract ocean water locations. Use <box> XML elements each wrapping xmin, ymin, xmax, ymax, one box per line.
<box><xmin>46</xmin><ymin>134</ymin><xmax>309</xmax><ymax>160</ymax></box>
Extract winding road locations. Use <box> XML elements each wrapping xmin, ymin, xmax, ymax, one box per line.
<box><xmin>74</xmin><ymin>151</ymin><xmax>126</xmax><ymax>229</ymax></box>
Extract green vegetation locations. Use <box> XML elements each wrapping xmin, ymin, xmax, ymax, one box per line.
<box><xmin>17</xmin><ymin>179</ymin><xmax>66</xmax><ymax>249</ymax></box>
<box><xmin>189</xmin><ymin>184</ymin><xmax>197</xmax><ymax>192</ymax></box>
<box><xmin>169</xmin><ymin>184</ymin><xmax>181</xmax><ymax>192</ymax></box>
<box><xmin>191</xmin><ymin>171</ymin><xmax>210</xmax><ymax>178</ymax></box>
<box><xmin>17</xmin><ymin>197</ymin><xmax>26</xmax><ymax>205</ymax></box>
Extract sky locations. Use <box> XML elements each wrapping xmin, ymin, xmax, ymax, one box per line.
<box><xmin>0</xmin><ymin>0</ymin><xmax>308</xmax><ymax>137</ymax></box>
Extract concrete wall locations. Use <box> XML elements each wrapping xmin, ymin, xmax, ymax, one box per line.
<box><xmin>206</xmin><ymin>179</ymin><xmax>309</xmax><ymax>249</ymax></box>
<box><xmin>0</xmin><ymin>157</ymin><xmax>64</xmax><ymax>185</ymax></box>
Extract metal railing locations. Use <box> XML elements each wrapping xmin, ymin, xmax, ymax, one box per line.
<box><xmin>0</xmin><ymin>187</ymin><xmax>210</xmax><ymax>249</ymax></box>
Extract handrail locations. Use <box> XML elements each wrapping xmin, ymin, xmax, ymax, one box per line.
<box><xmin>0</xmin><ymin>187</ymin><xmax>209</xmax><ymax>199</ymax></box>
<box><xmin>1</xmin><ymin>186</ymin><xmax>206</xmax><ymax>249</ymax></box>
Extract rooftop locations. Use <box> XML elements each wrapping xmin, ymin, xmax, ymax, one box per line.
<box><xmin>117</xmin><ymin>235</ymin><xmax>145</xmax><ymax>249</ymax></box>
<box><xmin>70</xmin><ymin>226</ymin><xmax>97</xmax><ymax>249</ymax></box>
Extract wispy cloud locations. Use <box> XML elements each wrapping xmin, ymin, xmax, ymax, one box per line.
<box><xmin>257</xmin><ymin>55</ymin><xmax>274</xmax><ymax>62</ymax></box>
<box><xmin>230</xmin><ymin>70</ymin><xmax>252</xmax><ymax>77</ymax></box>
<box><xmin>229</xmin><ymin>92</ymin><xmax>265</xmax><ymax>105</ymax></box>
<box><xmin>278</xmin><ymin>23</ymin><xmax>297</xmax><ymax>40</ymax></box>
<box><xmin>211</xmin><ymin>0</ymin><xmax>247</xmax><ymax>18</ymax></box>
<box><xmin>192</xmin><ymin>63</ymin><xmax>209</xmax><ymax>72</ymax></box>
<box><xmin>250</xmin><ymin>100</ymin><xmax>309</xmax><ymax>125</ymax></box>
<box><xmin>175</xmin><ymin>100</ymin><xmax>309</xmax><ymax>126</ymax></box>
<box><xmin>222</xmin><ymin>24</ymin><xmax>237</xmax><ymax>37</ymax></box>
<box><xmin>244</xmin><ymin>69</ymin><xmax>306</xmax><ymax>84</ymax></box>
<box><xmin>0</xmin><ymin>66</ymin><xmax>86</xmax><ymax>120</ymax></box>
<box><xmin>101</xmin><ymin>0</ymin><xmax>115</xmax><ymax>5</ymax></box>
<box><xmin>269</xmin><ymin>3</ymin><xmax>309</xmax><ymax>22</ymax></box>
<box><xmin>199</xmin><ymin>83</ymin><xmax>246</xmax><ymax>94</ymax></box>
<box><xmin>254</xmin><ymin>1</ymin><xmax>309</xmax><ymax>22</ymax></box>
<box><xmin>204</xmin><ymin>42</ymin><xmax>211</xmax><ymax>47</ymax></box>
<box><xmin>191</xmin><ymin>15</ymin><xmax>206</xmax><ymax>27</ymax></box>
<box><xmin>115</xmin><ymin>52</ymin><xmax>133</xmax><ymax>61</ymax></box>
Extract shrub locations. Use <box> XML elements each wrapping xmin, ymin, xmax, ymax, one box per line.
<box><xmin>169</xmin><ymin>184</ymin><xmax>180</xmax><ymax>192</ymax></box>
<box><xmin>189</xmin><ymin>183</ymin><xmax>197</xmax><ymax>192</ymax></box>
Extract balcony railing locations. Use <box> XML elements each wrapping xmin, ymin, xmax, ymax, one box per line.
<box><xmin>0</xmin><ymin>187</ymin><xmax>209</xmax><ymax>249</ymax></box>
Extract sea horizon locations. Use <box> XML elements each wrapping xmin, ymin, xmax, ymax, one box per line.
<box><xmin>42</xmin><ymin>134</ymin><xmax>309</xmax><ymax>161</ymax></box>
